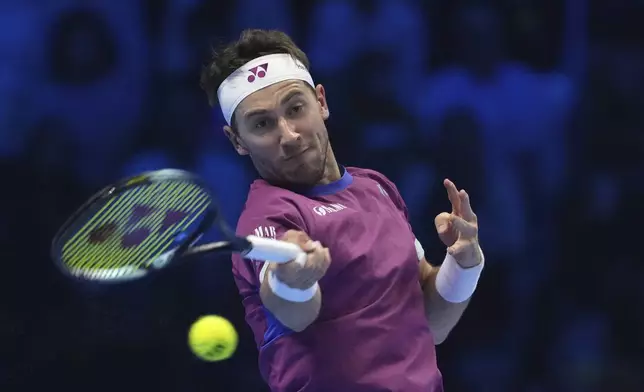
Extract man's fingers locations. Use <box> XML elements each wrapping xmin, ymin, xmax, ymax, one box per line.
<box><xmin>281</xmin><ymin>229</ymin><xmax>310</xmax><ymax>244</ymax></box>
<box><xmin>299</xmin><ymin>244</ymin><xmax>331</xmax><ymax>284</ymax></box>
<box><xmin>434</xmin><ymin>212</ymin><xmax>452</xmax><ymax>234</ymax></box>
<box><xmin>314</xmin><ymin>243</ymin><xmax>330</xmax><ymax>266</ymax></box>
<box><xmin>302</xmin><ymin>241</ymin><xmax>316</xmax><ymax>252</ymax></box>
<box><xmin>274</xmin><ymin>235</ymin><xmax>330</xmax><ymax>287</ymax></box>
<box><xmin>459</xmin><ymin>190</ymin><xmax>476</xmax><ymax>222</ymax></box>
<box><xmin>302</xmin><ymin>240</ymin><xmax>320</xmax><ymax>253</ymax></box>
<box><xmin>305</xmin><ymin>242</ymin><xmax>329</xmax><ymax>268</ymax></box>
<box><xmin>314</xmin><ymin>247</ymin><xmax>331</xmax><ymax>278</ymax></box>
<box><xmin>451</xmin><ymin>215</ymin><xmax>478</xmax><ymax>238</ymax></box>
<box><xmin>435</xmin><ymin>212</ymin><xmax>458</xmax><ymax>246</ymax></box>
<box><xmin>448</xmin><ymin>243</ymin><xmax>468</xmax><ymax>256</ymax></box>
<box><xmin>443</xmin><ymin>179</ymin><xmax>462</xmax><ymax>216</ymax></box>
<box><xmin>281</xmin><ymin>230</ymin><xmax>317</xmax><ymax>253</ymax></box>
<box><xmin>435</xmin><ymin>212</ymin><xmax>477</xmax><ymax>237</ymax></box>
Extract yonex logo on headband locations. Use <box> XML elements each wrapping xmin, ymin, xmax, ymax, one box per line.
<box><xmin>217</xmin><ymin>53</ymin><xmax>315</xmax><ymax>125</ymax></box>
<box><xmin>247</xmin><ymin>63</ymin><xmax>268</xmax><ymax>83</ymax></box>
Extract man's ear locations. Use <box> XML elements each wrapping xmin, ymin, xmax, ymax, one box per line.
<box><xmin>223</xmin><ymin>125</ymin><xmax>249</xmax><ymax>155</ymax></box>
<box><xmin>315</xmin><ymin>84</ymin><xmax>330</xmax><ymax>120</ymax></box>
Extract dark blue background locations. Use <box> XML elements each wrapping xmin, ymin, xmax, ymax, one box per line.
<box><xmin>1</xmin><ymin>0</ymin><xmax>643</xmax><ymax>391</ymax></box>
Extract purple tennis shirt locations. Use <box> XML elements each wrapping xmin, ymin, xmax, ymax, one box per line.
<box><xmin>231</xmin><ymin>167</ymin><xmax>442</xmax><ymax>392</ymax></box>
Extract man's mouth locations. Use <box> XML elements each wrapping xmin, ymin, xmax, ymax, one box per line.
<box><xmin>284</xmin><ymin>147</ymin><xmax>310</xmax><ymax>161</ymax></box>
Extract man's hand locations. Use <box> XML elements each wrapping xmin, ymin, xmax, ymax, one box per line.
<box><xmin>434</xmin><ymin>179</ymin><xmax>482</xmax><ymax>268</ymax></box>
<box><xmin>270</xmin><ymin>230</ymin><xmax>331</xmax><ymax>289</ymax></box>
<box><xmin>260</xmin><ymin>230</ymin><xmax>328</xmax><ymax>332</ymax></box>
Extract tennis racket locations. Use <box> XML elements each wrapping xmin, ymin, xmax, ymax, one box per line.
<box><xmin>51</xmin><ymin>169</ymin><xmax>306</xmax><ymax>283</ymax></box>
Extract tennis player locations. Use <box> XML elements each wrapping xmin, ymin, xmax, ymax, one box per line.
<box><xmin>200</xmin><ymin>29</ymin><xmax>484</xmax><ymax>392</ymax></box>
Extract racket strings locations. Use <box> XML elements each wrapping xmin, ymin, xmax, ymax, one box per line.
<box><xmin>83</xmin><ymin>183</ymin><xmax>200</xmax><ymax>271</ymax></box>
<box><xmin>70</xmin><ymin>185</ymin><xmax>208</xmax><ymax>273</ymax></box>
<box><xmin>61</xmin><ymin>181</ymin><xmax>211</xmax><ymax>274</ymax></box>
<box><xmin>131</xmin><ymin>189</ymin><xmax>210</xmax><ymax>268</ymax></box>
<box><xmin>63</xmin><ymin>183</ymin><xmax>162</xmax><ymax>263</ymax></box>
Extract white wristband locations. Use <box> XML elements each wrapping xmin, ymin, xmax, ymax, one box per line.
<box><xmin>415</xmin><ymin>238</ymin><xmax>425</xmax><ymax>261</ymax></box>
<box><xmin>435</xmin><ymin>249</ymin><xmax>484</xmax><ymax>303</ymax></box>
<box><xmin>267</xmin><ymin>270</ymin><xmax>319</xmax><ymax>302</ymax></box>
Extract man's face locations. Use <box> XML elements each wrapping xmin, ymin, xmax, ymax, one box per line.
<box><xmin>224</xmin><ymin>80</ymin><xmax>331</xmax><ymax>186</ymax></box>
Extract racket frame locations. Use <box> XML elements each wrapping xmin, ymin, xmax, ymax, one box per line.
<box><xmin>51</xmin><ymin>169</ymin><xmax>306</xmax><ymax>284</ymax></box>
<box><xmin>51</xmin><ymin>169</ymin><xmax>220</xmax><ymax>282</ymax></box>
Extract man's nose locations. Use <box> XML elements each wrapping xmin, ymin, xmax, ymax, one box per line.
<box><xmin>278</xmin><ymin>117</ymin><xmax>301</xmax><ymax>146</ymax></box>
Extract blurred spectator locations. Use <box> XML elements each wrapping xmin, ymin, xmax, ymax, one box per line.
<box><xmin>232</xmin><ymin>0</ymin><xmax>292</xmax><ymax>37</ymax></box>
<box><xmin>0</xmin><ymin>4</ymin><xmax>45</xmax><ymax>158</ymax></box>
<box><xmin>366</xmin><ymin>0</ymin><xmax>429</xmax><ymax>109</ymax></box>
<box><xmin>48</xmin><ymin>8</ymin><xmax>117</xmax><ymax>85</ymax></box>
<box><xmin>38</xmin><ymin>3</ymin><xmax>148</xmax><ymax>187</ymax></box>
<box><xmin>304</xmin><ymin>0</ymin><xmax>367</xmax><ymax>163</ymax></box>
<box><xmin>305</xmin><ymin>0</ymin><xmax>364</xmax><ymax>78</ymax></box>
<box><xmin>416</xmin><ymin>4</ymin><xmax>529</xmax><ymax>256</ymax></box>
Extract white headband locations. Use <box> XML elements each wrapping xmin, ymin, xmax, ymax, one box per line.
<box><xmin>217</xmin><ymin>53</ymin><xmax>315</xmax><ymax>125</ymax></box>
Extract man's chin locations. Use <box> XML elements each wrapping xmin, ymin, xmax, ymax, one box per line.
<box><xmin>282</xmin><ymin>165</ymin><xmax>325</xmax><ymax>187</ymax></box>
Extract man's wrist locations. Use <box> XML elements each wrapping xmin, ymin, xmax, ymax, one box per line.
<box><xmin>435</xmin><ymin>247</ymin><xmax>484</xmax><ymax>303</ymax></box>
<box><xmin>452</xmin><ymin>242</ymin><xmax>483</xmax><ymax>268</ymax></box>
<box><xmin>268</xmin><ymin>270</ymin><xmax>319</xmax><ymax>302</ymax></box>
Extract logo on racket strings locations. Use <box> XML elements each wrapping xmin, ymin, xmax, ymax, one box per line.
<box><xmin>87</xmin><ymin>204</ymin><xmax>189</xmax><ymax>248</ymax></box>
<box><xmin>62</xmin><ymin>182</ymin><xmax>210</xmax><ymax>269</ymax></box>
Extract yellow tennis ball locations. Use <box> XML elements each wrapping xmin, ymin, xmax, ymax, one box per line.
<box><xmin>188</xmin><ymin>315</ymin><xmax>238</xmax><ymax>362</ymax></box>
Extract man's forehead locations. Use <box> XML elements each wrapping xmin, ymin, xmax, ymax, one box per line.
<box><xmin>237</xmin><ymin>80</ymin><xmax>311</xmax><ymax>114</ymax></box>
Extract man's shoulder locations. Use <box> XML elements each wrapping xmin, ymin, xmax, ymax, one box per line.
<box><xmin>244</xmin><ymin>178</ymin><xmax>306</xmax><ymax>208</ymax></box>
<box><xmin>347</xmin><ymin>166</ymin><xmax>391</xmax><ymax>183</ymax></box>
<box><xmin>347</xmin><ymin>166</ymin><xmax>406</xmax><ymax>210</ymax></box>
<box><xmin>237</xmin><ymin>179</ymin><xmax>306</xmax><ymax>228</ymax></box>
<box><xmin>347</xmin><ymin>166</ymin><xmax>398</xmax><ymax>192</ymax></box>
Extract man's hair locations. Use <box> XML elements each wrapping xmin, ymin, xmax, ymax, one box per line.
<box><xmin>200</xmin><ymin>29</ymin><xmax>310</xmax><ymax>109</ymax></box>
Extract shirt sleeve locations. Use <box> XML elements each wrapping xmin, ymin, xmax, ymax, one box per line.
<box><xmin>371</xmin><ymin>172</ymin><xmax>426</xmax><ymax>262</ymax></box>
<box><xmin>230</xmin><ymin>202</ymin><xmax>307</xmax><ymax>347</ymax></box>
<box><xmin>231</xmin><ymin>203</ymin><xmax>307</xmax><ymax>288</ymax></box>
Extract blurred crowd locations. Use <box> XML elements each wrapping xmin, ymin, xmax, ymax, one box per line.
<box><xmin>1</xmin><ymin>0</ymin><xmax>643</xmax><ymax>391</ymax></box>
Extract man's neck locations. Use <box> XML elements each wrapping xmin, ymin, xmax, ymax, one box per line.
<box><xmin>317</xmin><ymin>146</ymin><xmax>342</xmax><ymax>185</ymax></box>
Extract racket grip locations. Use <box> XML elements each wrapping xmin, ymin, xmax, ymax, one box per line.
<box><xmin>244</xmin><ymin>235</ymin><xmax>307</xmax><ymax>266</ymax></box>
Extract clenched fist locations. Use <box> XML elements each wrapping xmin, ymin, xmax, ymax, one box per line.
<box><xmin>269</xmin><ymin>230</ymin><xmax>331</xmax><ymax>289</ymax></box>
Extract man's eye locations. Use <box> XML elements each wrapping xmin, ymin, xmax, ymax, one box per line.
<box><xmin>255</xmin><ymin>120</ymin><xmax>268</xmax><ymax>129</ymax></box>
<box><xmin>291</xmin><ymin>104</ymin><xmax>303</xmax><ymax>114</ymax></box>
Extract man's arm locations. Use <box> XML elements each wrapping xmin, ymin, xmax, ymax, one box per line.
<box><xmin>418</xmin><ymin>180</ymin><xmax>483</xmax><ymax>344</ymax></box>
<box><xmin>260</xmin><ymin>267</ymin><xmax>322</xmax><ymax>332</ymax></box>
<box><xmin>259</xmin><ymin>230</ymin><xmax>331</xmax><ymax>332</ymax></box>
<box><xmin>419</xmin><ymin>259</ymin><xmax>470</xmax><ymax>345</ymax></box>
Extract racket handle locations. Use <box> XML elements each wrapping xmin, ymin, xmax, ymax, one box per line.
<box><xmin>244</xmin><ymin>235</ymin><xmax>307</xmax><ymax>266</ymax></box>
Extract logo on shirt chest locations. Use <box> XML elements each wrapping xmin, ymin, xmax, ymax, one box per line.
<box><xmin>312</xmin><ymin>203</ymin><xmax>347</xmax><ymax>216</ymax></box>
